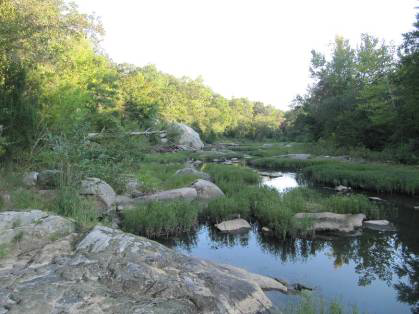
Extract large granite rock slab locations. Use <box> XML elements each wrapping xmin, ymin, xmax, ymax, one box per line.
<box><xmin>294</xmin><ymin>212</ymin><xmax>366</xmax><ymax>233</ymax></box>
<box><xmin>0</xmin><ymin>211</ymin><xmax>282</xmax><ymax>314</ymax></box>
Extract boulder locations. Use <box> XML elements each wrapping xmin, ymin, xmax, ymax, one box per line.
<box><xmin>37</xmin><ymin>170</ymin><xmax>62</xmax><ymax>188</ymax></box>
<box><xmin>80</xmin><ymin>177</ymin><xmax>116</xmax><ymax>209</ymax></box>
<box><xmin>191</xmin><ymin>179</ymin><xmax>224</xmax><ymax>201</ymax></box>
<box><xmin>294</xmin><ymin>212</ymin><xmax>366</xmax><ymax>233</ymax></box>
<box><xmin>133</xmin><ymin>187</ymin><xmax>198</xmax><ymax>203</ymax></box>
<box><xmin>0</xmin><ymin>213</ymin><xmax>281</xmax><ymax>314</ymax></box>
<box><xmin>215</xmin><ymin>218</ymin><xmax>251</xmax><ymax>233</ymax></box>
<box><xmin>175</xmin><ymin>167</ymin><xmax>211</xmax><ymax>181</ymax></box>
<box><xmin>363</xmin><ymin>220</ymin><xmax>396</xmax><ymax>231</ymax></box>
<box><xmin>173</xmin><ymin>123</ymin><xmax>204</xmax><ymax>150</ymax></box>
<box><xmin>22</xmin><ymin>171</ymin><xmax>39</xmax><ymax>187</ymax></box>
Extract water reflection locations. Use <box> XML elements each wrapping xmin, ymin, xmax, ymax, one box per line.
<box><xmin>261</xmin><ymin>172</ymin><xmax>300</xmax><ymax>192</ymax></box>
<box><xmin>161</xmin><ymin>197</ymin><xmax>419</xmax><ymax>313</ymax></box>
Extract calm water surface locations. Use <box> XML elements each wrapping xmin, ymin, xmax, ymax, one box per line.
<box><xmin>160</xmin><ymin>172</ymin><xmax>419</xmax><ymax>314</ymax></box>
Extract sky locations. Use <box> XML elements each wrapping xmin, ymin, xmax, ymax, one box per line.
<box><xmin>75</xmin><ymin>0</ymin><xmax>417</xmax><ymax>111</ymax></box>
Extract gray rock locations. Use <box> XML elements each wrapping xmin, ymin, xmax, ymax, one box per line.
<box><xmin>363</xmin><ymin>220</ymin><xmax>396</xmax><ymax>231</ymax></box>
<box><xmin>215</xmin><ymin>218</ymin><xmax>251</xmax><ymax>233</ymax></box>
<box><xmin>22</xmin><ymin>171</ymin><xmax>39</xmax><ymax>187</ymax></box>
<box><xmin>191</xmin><ymin>179</ymin><xmax>224</xmax><ymax>201</ymax></box>
<box><xmin>262</xmin><ymin>226</ymin><xmax>272</xmax><ymax>233</ymax></box>
<box><xmin>173</xmin><ymin>123</ymin><xmax>204</xmax><ymax>150</ymax></box>
<box><xmin>0</xmin><ymin>214</ymin><xmax>281</xmax><ymax>314</ymax></box>
<box><xmin>175</xmin><ymin>167</ymin><xmax>211</xmax><ymax>181</ymax></box>
<box><xmin>80</xmin><ymin>177</ymin><xmax>116</xmax><ymax>209</ymax></box>
<box><xmin>413</xmin><ymin>205</ymin><xmax>419</xmax><ymax>210</ymax></box>
<box><xmin>133</xmin><ymin>187</ymin><xmax>198</xmax><ymax>203</ymax></box>
<box><xmin>37</xmin><ymin>170</ymin><xmax>62</xmax><ymax>188</ymax></box>
<box><xmin>294</xmin><ymin>212</ymin><xmax>366</xmax><ymax>233</ymax></box>
<box><xmin>368</xmin><ymin>197</ymin><xmax>384</xmax><ymax>202</ymax></box>
<box><xmin>335</xmin><ymin>185</ymin><xmax>351</xmax><ymax>192</ymax></box>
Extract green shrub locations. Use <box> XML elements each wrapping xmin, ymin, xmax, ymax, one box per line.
<box><xmin>122</xmin><ymin>200</ymin><xmax>199</xmax><ymax>238</ymax></box>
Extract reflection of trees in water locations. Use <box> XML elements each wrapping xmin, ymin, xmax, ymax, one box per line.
<box><xmin>206</xmin><ymin>225</ymin><xmax>250</xmax><ymax>248</ymax></box>
<box><xmin>165</xmin><ymin>201</ymin><xmax>419</xmax><ymax>313</ymax></box>
<box><xmin>255</xmin><ymin>232</ymin><xmax>327</xmax><ymax>263</ymax></box>
<box><xmin>157</xmin><ymin>230</ymin><xmax>199</xmax><ymax>253</ymax></box>
<box><xmin>394</xmin><ymin>249</ymin><xmax>419</xmax><ymax>314</ymax></box>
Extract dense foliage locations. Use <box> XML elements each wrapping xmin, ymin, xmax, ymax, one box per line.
<box><xmin>0</xmin><ymin>0</ymin><xmax>284</xmax><ymax>160</ymax></box>
<box><xmin>283</xmin><ymin>14</ymin><xmax>419</xmax><ymax>163</ymax></box>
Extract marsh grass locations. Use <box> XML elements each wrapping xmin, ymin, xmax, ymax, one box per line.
<box><xmin>122</xmin><ymin>200</ymin><xmax>200</xmax><ymax>238</ymax></box>
<box><xmin>249</xmin><ymin>157</ymin><xmax>419</xmax><ymax>195</ymax></box>
<box><xmin>138</xmin><ymin>162</ymin><xmax>201</xmax><ymax>192</ymax></box>
<box><xmin>142</xmin><ymin>151</ymin><xmax>192</xmax><ymax>164</ymax></box>
<box><xmin>304</xmin><ymin>162</ymin><xmax>419</xmax><ymax>195</ymax></box>
<box><xmin>204</xmin><ymin>164</ymin><xmax>260</xmax><ymax>195</ymax></box>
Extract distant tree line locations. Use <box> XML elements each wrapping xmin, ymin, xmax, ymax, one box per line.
<box><xmin>283</xmin><ymin>13</ymin><xmax>419</xmax><ymax>161</ymax></box>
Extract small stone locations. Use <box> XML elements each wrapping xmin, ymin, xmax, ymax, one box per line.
<box><xmin>261</xmin><ymin>227</ymin><xmax>271</xmax><ymax>233</ymax></box>
<box><xmin>215</xmin><ymin>219</ymin><xmax>251</xmax><ymax>233</ymax></box>
<box><xmin>37</xmin><ymin>170</ymin><xmax>62</xmax><ymax>188</ymax></box>
<box><xmin>335</xmin><ymin>185</ymin><xmax>351</xmax><ymax>192</ymax></box>
<box><xmin>368</xmin><ymin>197</ymin><xmax>384</xmax><ymax>202</ymax></box>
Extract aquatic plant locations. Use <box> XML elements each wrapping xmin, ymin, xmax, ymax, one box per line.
<box><xmin>122</xmin><ymin>200</ymin><xmax>199</xmax><ymax>238</ymax></box>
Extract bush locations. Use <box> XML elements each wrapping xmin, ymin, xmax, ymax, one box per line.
<box><xmin>122</xmin><ymin>200</ymin><xmax>199</xmax><ymax>238</ymax></box>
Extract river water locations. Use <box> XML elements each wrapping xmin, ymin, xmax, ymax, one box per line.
<box><xmin>161</xmin><ymin>172</ymin><xmax>419</xmax><ymax>314</ymax></box>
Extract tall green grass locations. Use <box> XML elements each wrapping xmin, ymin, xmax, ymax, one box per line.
<box><xmin>303</xmin><ymin>162</ymin><xmax>419</xmax><ymax>195</ymax></box>
<box><xmin>122</xmin><ymin>200</ymin><xmax>199</xmax><ymax>238</ymax></box>
<box><xmin>249</xmin><ymin>157</ymin><xmax>419</xmax><ymax>195</ymax></box>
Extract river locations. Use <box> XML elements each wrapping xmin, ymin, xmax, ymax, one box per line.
<box><xmin>159</xmin><ymin>172</ymin><xmax>419</xmax><ymax>313</ymax></box>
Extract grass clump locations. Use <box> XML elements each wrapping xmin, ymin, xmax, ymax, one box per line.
<box><xmin>122</xmin><ymin>200</ymin><xmax>199</xmax><ymax>238</ymax></box>
<box><xmin>204</xmin><ymin>164</ymin><xmax>260</xmax><ymax>195</ymax></box>
<box><xmin>138</xmin><ymin>162</ymin><xmax>201</xmax><ymax>192</ymax></box>
<box><xmin>9</xmin><ymin>188</ymin><xmax>47</xmax><ymax>210</ymax></box>
<box><xmin>48</xmin><ymin>186</ymin><xmax>101</xmax><ymax>229</ymax></box>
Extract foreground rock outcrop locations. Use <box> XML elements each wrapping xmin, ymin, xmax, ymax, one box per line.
<box><xmin>294</xmin><ymin>212</ymin><xmax>366</xmax><ymax>233</ymax></box>
<box><xmin>0</xmin><ymin>210</ymin><xmax>283</xmax><ymax>314</ymax></box>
